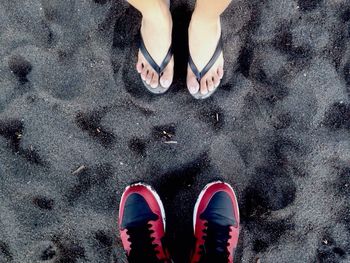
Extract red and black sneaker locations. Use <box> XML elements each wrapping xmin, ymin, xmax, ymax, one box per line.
<box><xmin>190</xmin><ymin>181</ymin><xmax>240</xmax><ymax>263</ymax></box>
<box><xmin>118</xmin><ymin>183</ymin><xmax>172</xmax><ymax>263</ymax></box>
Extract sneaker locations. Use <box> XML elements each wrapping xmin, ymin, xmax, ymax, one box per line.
<box><xmin>118</xmin><ymin>183</ymin><xmax>172</xmax><ymax>263</ymax></box>
<box><xmin>190</xmin><ymin>181</ymin><xmax>240</xmax><ymax>263</ymax></box>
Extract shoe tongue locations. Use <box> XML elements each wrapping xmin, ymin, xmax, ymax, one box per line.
<box><xmin>125</xmin><ymin>214</ymin><xmax>157</xmax><ymax>228</ymax></box>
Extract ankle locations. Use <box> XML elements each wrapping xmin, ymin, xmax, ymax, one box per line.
<box><xmin>141</xmin><ymin>0</ymin><xmax>171</xmax><ymax>23</ymax></box>
<box><xmin>142</xmin><ymin>13</ymin><xmax>172</xmax><ymax>28</ymax></box>
<box><xmin>190</xmin><ymin>11</ymin><xmax>219</xmax><ymax>29</ymax></box>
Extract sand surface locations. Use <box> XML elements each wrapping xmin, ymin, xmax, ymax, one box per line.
<box><xmin>0</xmin><ymin>0</ymin><xmax>350</xmax><ymax>262</ymax></box>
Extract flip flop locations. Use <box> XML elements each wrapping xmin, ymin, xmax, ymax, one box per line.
<box><xmin>139</xmin><ymin>37</ymin><xmax>173</xmax><ymax>94</ymax></box>
<box><xmin>188</xmin><ymin>34</ymin><xmax>223</xmax><ymax>99</ymax></box>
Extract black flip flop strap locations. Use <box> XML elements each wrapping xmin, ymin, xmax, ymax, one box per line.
<box><xmin>140</xmin><ymin>36</ymin><xmax>172</xmax><ymax>75</ymax></box>
<box><xmin>189</xmin><ymin>35</ymin><xmax>223</xmax><ymax>80</ymax></box>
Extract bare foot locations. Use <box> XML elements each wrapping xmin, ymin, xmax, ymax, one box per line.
<box><xmin>136</xmin><ymin>1</ymin><xmax>174</xmax><ymax>89</ymax></box>
<box><xmin>187</xmin><ymin>14</ymin><xmax>224</xmax><ymax>96</ymax></box>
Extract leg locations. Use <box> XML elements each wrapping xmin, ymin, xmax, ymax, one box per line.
<box><xmin>127</xmin><ymin>0</ymin><xmax>174</xmax><ymax>89</ymax></box>
<box><xmin>187</xmin><ymin>0</ymin><xmax>232</xmax><ymax>96</ymax></box>
<box><xmin>193</xmin><ymin>0</ymin><xmax>232</xmax><ymax>21</ymax></box>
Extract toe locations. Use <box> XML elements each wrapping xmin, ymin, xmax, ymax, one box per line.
<box><xmin>187</xmin><ymin>76</ymin><xmax>200</xmax><ymax>94</ymax></box>
<box><xmin>136</xmin><ymin>61</ymin><xmax>143</xmax><ymax>73</ymax></box>
<box><xmin>187</xmin><ymin>66</ymin><xmax>200</xmax><ymax>94</ymax></box>
<box><xmin>160</xmin><ymin>71</ymin><xmax>172</xmax><ymax>89</ymax></box>
<box><xmin>218</xmin><ymin>66</ymin><xmax>224</xmax><ymax>79</ymax></box>
<box><xmin>213</xmin><ymin>74</ymin><xmax>220</xmax><ymax>88</ymax></box>
<box><xmin>160</xmin><ymin>57</ymin><xmax>174</xmax><ymax>88</ymax></box>
<box><xmin>141</xmin><ymin>67</ymin><xmax>148</xmax><ymax>81</ymax></box>
<box><xmin>150</xmin><ymin>72</ymin><xmax>159</xmax><ymax>88</ymax></box>
<box><xmin>200</xmin><ymin>78</ymin><xmax>209</xmax><ymax>95</ymax></box>
<box><xmin>207</xmin><ymin>76</ymin><xmax>214</xmax><ymax>92</ymax></box>
<box><xmin>146</xmin><ymin>70</ymin><xmax>153</xmax><ymax>85</ymax></box>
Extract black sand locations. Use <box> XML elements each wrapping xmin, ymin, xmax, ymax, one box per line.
<box><xmin>0</xmin><ymin>0</ymin><xmax>350</xmax><ymax>262</ymax></box>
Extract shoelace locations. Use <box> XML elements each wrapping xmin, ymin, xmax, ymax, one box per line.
<box><xmin>127</xmin><ymin>223</ymin><xmax>166</xmax><ymax>263</ymax></box>
<box><xmin>197</xmin><ymin>222</ymin><xmax>232</xmax><ymax>263</ymax></box>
